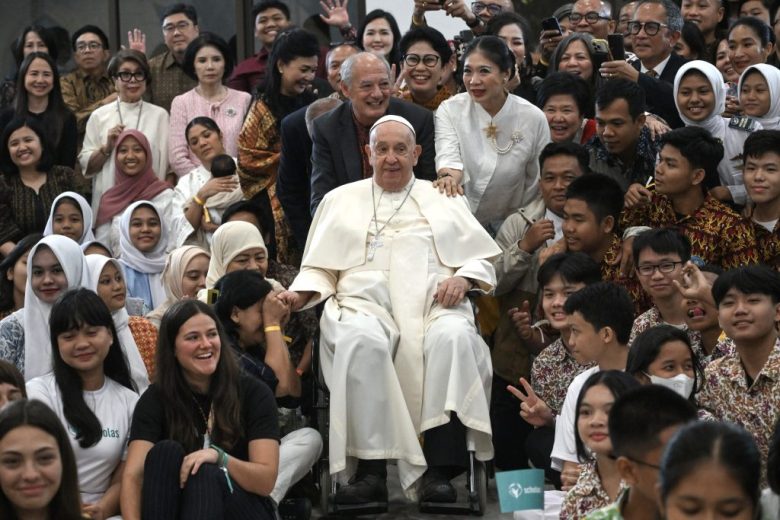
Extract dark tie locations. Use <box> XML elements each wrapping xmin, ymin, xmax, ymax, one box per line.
<box><xmin>645</xmin><ymin>70</ymin><xmax>658</xmax><ymax>79</ymax></box>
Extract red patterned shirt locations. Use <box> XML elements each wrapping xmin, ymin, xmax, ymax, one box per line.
<box><xmin>600</xmin><ymin>234</ymin><xmax>651</xmax><ymax>316</ymax></box>
<box><xmin>751</xmin><ymin>218</ymin><xmax>780</xmax><ymax>271</ymax></box>
<box><xmin>620</xmin><ymin>193</ymin><xmax>758</xmax><ymax>269</ymax></box>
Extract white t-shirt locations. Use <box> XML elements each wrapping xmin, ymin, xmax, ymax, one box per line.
<box><xmin>26</xmin><ymin>374</ymin><xmax>139</xmax><ymax>504</ymax></box>
<box><xmin>550</xmin><ymin>366</ymin><xmax>600</xmax><ymax>471</ymax></box>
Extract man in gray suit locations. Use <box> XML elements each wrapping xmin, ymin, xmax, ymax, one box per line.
<box><xmin>310</xmin><ymin>52</ymin><xmax>436</xmax><ymax>213</ymax></box>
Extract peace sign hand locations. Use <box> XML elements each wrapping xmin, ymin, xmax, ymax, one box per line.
<box><xmin>507</xmin><ymin>377</ymin><xmax>555</xmax><ymax>428</ymax></box>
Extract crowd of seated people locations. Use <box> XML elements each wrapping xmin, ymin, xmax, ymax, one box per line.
<box><xmin>0</xmin><ymin>0</ymin><xmax>778</xmax><ymax>518</ymax></box>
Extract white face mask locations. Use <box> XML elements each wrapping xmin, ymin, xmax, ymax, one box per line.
<box><xmin>647</xmin><ymin>373</ymin><xmax>695</xmax><ymax>399</ymax></box>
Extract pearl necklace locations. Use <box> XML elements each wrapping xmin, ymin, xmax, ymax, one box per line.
<box><xmin>484</xmin><ymin>120</ymin><xmax>523</xmax><ymax>155</ymax></box>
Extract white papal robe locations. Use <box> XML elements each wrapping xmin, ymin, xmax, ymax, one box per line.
<box><xmin>289</xmin><ymin>177</ymin><xmax>501</xmax><ymax>496</ymax></box>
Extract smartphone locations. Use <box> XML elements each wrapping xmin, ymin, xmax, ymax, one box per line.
<box><xmin>541</xmin><ymin>16</ymin><xmax>563</xmax><ymax>36</ymax></box>
<box><xmin>607</xmin><ymin>33</ymin><xmax>625</xmax><ymax>61</ymax></box>
<box><xmin>726</xmin><ymin>82</ymin><xmax>738</xmax><ymax>98</ymax></box>
<box><xmin>591</xmin><ymin>38</ymin><xmax>611</xmax><ymax>70</ymax></box>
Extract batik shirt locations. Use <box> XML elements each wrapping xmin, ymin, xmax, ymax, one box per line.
<box><xmin>627</xmin><ymin>306</ymin><xmax>702</xmax><ymax>355</ymax></box>
<box><xmin>751</xmin><ymin>217</ymin><xmax>780</xmax><ymax>271</ymax></box>
<box><xmin>620</xmin><ymin>193</ymin><xmax>758</xmax><ymax>270</ymax></box>
<box><xmin>560</xmin><ymin>460</ymin><xmax>624</xmax><ymax>520</ymax></box>
<box><xmin>531</xmin><ymin>336</ymin><xmax>594</xmax><ymax>415</ymax></box>
<box><xmin>584</xmin><ymin>487</ymin><xmax>630</xmax><ymax>519</ymax></box>
<box><xmin>698</xmin><ymin>339</ymin><xmax>780</xmax><ymax>485</ymax></box>
<box><xmin>586</xmin><ymin>126</ymin><xmax>659</xmax><ymax>192</ymax></box>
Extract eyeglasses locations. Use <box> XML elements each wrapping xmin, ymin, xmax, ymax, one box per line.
<box><xmin>627</xmin><ymin>21</ymin><xmax>669</xmax><ymax>36</ymax></box>
<box><xmin>75</xmin><ymin>42</ymin><xmax>103</xmax><ymax>53</ymax></box>
<box><xmin>471</xmin><ymin>2</ymin><xmax>504</xmax><ymax>15</ymax></box>
<box><xmin>636</xmin><ymin>261</ymin><xmax>683</xmax><ymax>276</ymax></box>
<box><xmin>570</xmin><ymin>11</ymin><xmax>611</xmax><ymax>24</ymax></box>
<box><xmin>403</xmin><ymin>53</ymin><xmax>441</xmax><ymax>67</ymax></box>
<box><xmin>115</xmin><ymin>71</ymin><xmax>147</xmax><ymax>83</ymax></box>
<box><xmin>624</xmin><ymin>455</ymin><xmax>661</xmax><ymax>470</ymax></box>
<box><xmin>162</xmin><ymin>21</ymin><xmax>193</xmax><ymax>33</ymax></box>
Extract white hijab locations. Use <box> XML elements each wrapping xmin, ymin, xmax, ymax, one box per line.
<box><xmin>674</xmin><ymin>60</ymin><xmax>727</xmax><ymax>139</ymax></box>
<box><xmin>84</xmin><ymin>255</ymin><xmax>149</xmax><ymax>392</ymax></box>
<box><xmin>739</xmin><ymin>64</ymin><xmax>780</xmax><ymax>130</ymax></box>
<box><xmin>21</xmin><ymin>235</ymin><xmax>87</xmax><ymax>380</ymax></box>
<box><xmin>118</xmin><ymin>201</ymin><xmax>169</xmax><ymax>273</ymax></box>
<box><xmin>42</xmin><ymin>192</ymin><xmax>96</xmax><ymax>244</ymax></box>
<box><xmin>204</xmin><ymin>221</ymin><xmax>267</xmax><ymax>289</ymax></box>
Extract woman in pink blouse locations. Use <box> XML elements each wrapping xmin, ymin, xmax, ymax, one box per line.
<box><xmin>168</xmin><ymin>33</ymin><xmax>251</xmax><ymax>177</ymax></box>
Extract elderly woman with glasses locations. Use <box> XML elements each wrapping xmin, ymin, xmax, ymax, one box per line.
<box><xmin>395</xmin><ymin>27</ymin><xmax>456</xmax><ymax>111</ymax></box>
<box><xmin>78</xmin><ymin>49</ymin><xmax>169</xmax><ymax>222</ymax></box>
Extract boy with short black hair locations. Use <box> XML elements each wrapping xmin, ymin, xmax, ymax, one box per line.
<box><xmin>743</xmin><ymin>129</ymin><xmax>780</xmax><ymax>270</ymax></box>
<box><xmin>514</xmin><ymin>282</ymin><xmax>634</xmax><ymax>488</ymax></box>
<box><xmin>560</xmin><ymin>174</ymin><xmax>648</xmax><ymax>313</ymax></box>
<box><xmin>698</xmin><ymin>265</ymin><xmax>780</xmax><ymax>481</ymax></box>
<box><xmin>621</xmin><ymin>126</ymin><xmax>758</xmax><ymax>269</ymax></box>
<box><xmin>628</xmin><ymin>228</ymin><xmax>694</xmax><ymax>346</ymax></box>
<box><xmin>585</xmin><ymin>385</ymin><xmax>698</xmax><ymax>519</ymax></box>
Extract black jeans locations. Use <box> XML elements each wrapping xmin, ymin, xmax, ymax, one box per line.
<box><xmin>141</xmin><ymin>440</ymin><xmax>276</xmax><ymax>519</ymax></box>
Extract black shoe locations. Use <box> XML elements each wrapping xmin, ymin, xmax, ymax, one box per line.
<box><xmin>277</xmin><ymin>497</ymin><xmax>311</xmax><ymax>519</ymax></box>
<box><xmin>334</xmin><ymin>472</ymin><xmax>389</xmax><ymax>505</ymax></box>
<box><xmin>419</xmin><ymin>468</ymin><xmax>457</xmax><ymax>503</ymax></box>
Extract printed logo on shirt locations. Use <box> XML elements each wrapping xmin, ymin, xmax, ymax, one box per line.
<box><xmin>66</xmin><ymin>424</ymin><xmax>121</xmax><ymax>439</ymax></box>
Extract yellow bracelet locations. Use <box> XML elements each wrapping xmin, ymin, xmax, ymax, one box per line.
<box><xmin>264</xmin><ymin>325</ymin><xmax>281</xmax><ymax>333</ymax></box>
<box><xmin>193</xmin><ymin>194</ymin><xmax>206</xmax><ymax>206</ymax></box>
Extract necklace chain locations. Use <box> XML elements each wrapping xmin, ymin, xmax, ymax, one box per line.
<box><xmin>116</xmin><ymin>98</ymin><xmax>143</xmax><ymax>129</ymax></box>
<box><xmin>369</xmin><ymin>178</ymin><xmax>415</xmax><ymax>260</ymax></box>
<box><xmin>191</xmin><ymin>394</ymin><xmax>212</xmax><ymax>436</ymax></box>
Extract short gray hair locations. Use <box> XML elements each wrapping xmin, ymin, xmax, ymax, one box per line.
<box><xmin>305</xmin><ymin>97</ymin><xmax>343</xmax><ymax>137</ymax></box>
<box><xmin>636</xmin><ymin>0</ymin><xmax>683</xmax><ymax>32</ymax></box>
<box><xmin>339</xmin><ymin>52</ymin><xmax>391</xmax><ymax>88</ymax></box>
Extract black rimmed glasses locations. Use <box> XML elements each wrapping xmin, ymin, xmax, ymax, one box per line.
<box><xmin>627</xmin><ymin>21</ymin><xmax>669</xmax><ymax>35</ymax></box>
<box><xmin>636</xmin><ymin>261</ymin><xmax>684</xmax><ymax>276</ymax></box>
<box><xmin>76</xmin><ymin>41</ymin><xmax>103</xmax><ymax>53</ymax></box>
<box><xmin>570</xmin><ymin>11</ymin><xmax>611</xmax><ymax>24</ymax></box>
<box><xmin>116</xmin><ymin>71</ymin><xmax>147</xmax><ymax>83</ymax></box>
<box><xmin>471</xmin><ymin>2</ymin><xmax>503</xmax><ymax>15</ymax></box>
<box><xmin>162</xmin><ymin>21</ymin><xmax>193</xmax><ymax>33</ymax></box>
<box><xmin>403</xmin><ymin>53</ymin><xmax>441</xmax><ymax>67</ymax></box>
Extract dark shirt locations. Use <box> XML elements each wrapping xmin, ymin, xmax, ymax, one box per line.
<box><xmin>227</xmin><ymin>48</ymin><xmax>270</xmax><ymax>95</ymax></box>
<box><xmin>129</xmin><ymin>374</ymin><xmax>280</xmax><ymax>460</ymax></box>
<box><xmin>585</xmin><ymin>126</ymin><xmax>659</xmax><ymax>192</ymax></box>
<box><xmin>0</xmin><ymin>165</ymin><xmax>75</xmax><ymax>244</ymax></box>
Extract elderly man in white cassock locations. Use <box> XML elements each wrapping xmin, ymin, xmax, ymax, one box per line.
<box><xmin>281</xmin><ymin>114</ymin><xmax>501</xmax><ymax>506</ymax></box>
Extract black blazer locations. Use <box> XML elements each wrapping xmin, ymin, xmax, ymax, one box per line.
<box><xmin>309</xmin><ymin>97</ymin><xmax>436</xmax><ymax>214</ymax></box>
<box><xmin>276</xmin><ymin>105</ymin><xmax>314</xmax><ymax>251</ymax></box>
<box><xmin>633</xmin><ymin>52</ymin><xmax>687</xmax><ymax>128</ymax></box>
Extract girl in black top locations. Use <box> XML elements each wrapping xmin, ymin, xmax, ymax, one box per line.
<box><xmin>121</xmin><ymin>299</ymin><xmax>279</xmax><ymax>520</ymax></box>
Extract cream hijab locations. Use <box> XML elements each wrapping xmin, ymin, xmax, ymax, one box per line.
<box><xmin>85</xmin><ymin>255</ymin><xmax>150</xmax><ymax>392</ymax></box>
<box><xmin>146</xmin><ymin>245</ymin><xmax>210</xmax><ymax>327</ymax></box>
<box><xmin>204</xmin><ymin>221</ymin><xmax>267</xmax><ymax>289</ymax></box>
<box><xmin>20</xmin><ymin>235</ymin><xmax>88</xmax><ymax>380</ymax></box>
<box><xmin>739</xmin><ymin>64</ymin><xmax>780</xmax><ymax>130</ymax></box>
<box><xmin>674</xmin><ymin>60</ymin><xmax>727</xmax><ymax>139</ymax></box>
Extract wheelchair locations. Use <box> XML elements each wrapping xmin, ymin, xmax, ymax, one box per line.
<box><xmin>310</xmin><ymin>333</ymin><xmax>489</xmax><ymax>517</ymax></box>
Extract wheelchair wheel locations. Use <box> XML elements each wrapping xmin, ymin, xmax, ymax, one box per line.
<box><xmin>318</xmin><ymin>462</ymin><xmax>331</xmax><ymax>513</ymax></box>
<box><xmin>470</xmin><ymin>460</ymin><xmax>487</xmax><ymax>516</ymax></box>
